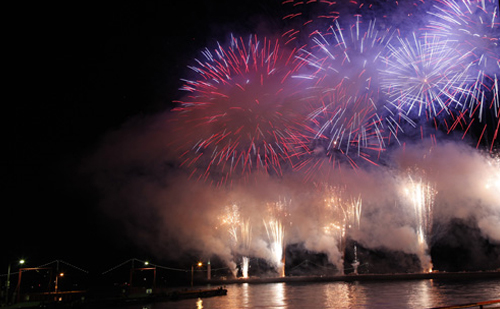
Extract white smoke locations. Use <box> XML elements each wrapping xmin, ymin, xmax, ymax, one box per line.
<box><xmin>84</xmin><ymin>110</ymin><xmax>500</xmax><ymax>274</ymax></box>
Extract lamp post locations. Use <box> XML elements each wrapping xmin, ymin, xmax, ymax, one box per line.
<box><xmin>5</xmin><ymin>259</ymin><xmax>24</xmax><ymax>304</ymax></box>
<box><xmin>190</xmin><ymin>262</ymin><xmax>202</xmax><ymax>287</ymax></box>
<box><xmin>55</xmin><ymin>273</ymin><xmax>64</xmax><ymax>293</ymax></box>
<box><xmin>129</xmin><ymin>261</ymin><xmax>156</xmax><ymax>290</ymax></box>
<box><xmin>207</xmin><ymin>260</ymin><xmax>211</xmax><ymax>281</ymax></box>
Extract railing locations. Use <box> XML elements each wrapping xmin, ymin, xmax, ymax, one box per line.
<box><xmin>429</xmin><ymin>299</ymin><xmax>500</xmax><ymax>309</ymax></box>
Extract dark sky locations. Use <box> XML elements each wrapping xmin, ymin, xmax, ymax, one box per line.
<box><xmin>4</xmin><ymin>0</ymin><xmax>282</xmax><ymax>271</ymax></box>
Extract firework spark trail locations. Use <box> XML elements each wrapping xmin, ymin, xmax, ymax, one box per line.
<box><xmin>281</xmin><ymin>0</ymin><xmax>344</xmax><ymax>46</ymax></box>
<box><xmin>218</xmin><ymin>204</ymin><xmax>241</xmax><ymax>244</ymax></box>
<box><xmin>379</xmin><ymin>32</ymin><xmax>472</xmax><ymax>127</ymax></box>
<box><xmin>280</xmin><ymin>0</ymin><xmax>429</xmax><ymax>45</ymax></box>
<box><xmin>424</xmin><ymin>0</ymin><xmax>500</xmax><ymax>147</ymax></box>
<box><xmin>217</xmin><ymin>203</ymin><xmax>242</xmax><ymax>276</ymax></box>
<box><xmin>241</xmin><ymin>256</ymin><xmax>250</xmax><ymax>278</ymax></box>
<box><xmin>240</xmin><ymin>219</ymin><xmax>253</xmax><ymax>253</ymax></box>
<box><xmin>291</xmin><ymin>18</ymin><xmax>397</xmax><ymax>173</ymax></box>
<box><xmin>297</xmin><ymin>18</ymin><xmax>392</xmax><ymax>115</ymax></box>
<box><xmin>240</xmin><ymin>219</ymin><xmax>252</xmax><ymax>278</ymax></box>
<box><xmin>172</xmin><ymin>35</ymin><xmax>308</xmax><ymax>185</ymax></box>
<box><xmin>348</xmin><ymin>194</ymin><xmax>363</xmax><ymax>230</ymax></box>
<box><xmin>217</xmin><ymin>203</ymin><xmax>255</xmax><ymax>277</ymax></box>
<box><xmin>263</xmin><ymin>197</ymin><xmax>290</xmax><ymax>277</ymax></box>
<box><xmin>425</xmin><ymin>0</ymin><xmax>499</xmax><ymax>77</ymax></box>
<box><xmin>301</xmin><ymin>91</ymin><xmax>386</xmax><ymax>164</ymax></box>
<box><xmin>322</xmin><ymin>185</ymin><xmax>363</xmax><ymax>273</ymax></box>
<box><xmin>402</xmin><ymin>172</ymin><xmax>437</xmax><ymax>272</ymax></box>
<box><xmin>264</xmin><ymin>219</ymin><xmax>285</xmax><ymax>277</ymax></box>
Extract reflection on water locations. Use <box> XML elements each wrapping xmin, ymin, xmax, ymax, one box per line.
<box><xmin>241</xmin><ymin>283</ymin><xmax>249</xmax><ymax>307</ymax></box>
<box><xmin>196</xmin><ymin>298</ymin><xmax>203</xmax><ymax>309</ymax></box>
<box><xmin>408</xmin><ymin>279</ymin><xmax>432</xmax><ymax>308</ymax></box>
<box><xmin>324</xmin><ymin>282</ymin><xmax>360</xmax><ymax>307</ymax></box>
<box><xmin>126</xmin><ymin>278</ymin><xmax>500</xmax><ymax>309</ymax></box>
<box><xmin>271</xmin><ymin>282</ymin><xmax>285</xmax><ymax>308</ymax></box>
<box><xmin>349</xmin><ymin>282</ymin><xmax>366</xmax><ymax>307</ymax></box>
<box><xmin>361</xmin><ymin>280</ymin><xmax>437</xmax><ymax>308</ymax></box>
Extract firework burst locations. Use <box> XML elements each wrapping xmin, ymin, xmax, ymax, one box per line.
<box><xmin>291</xmin><ymin>18</ymin><xmax>397</xmax><ymax>174</ymax></box>
<box><xmin>171</xmin><ymin>35</ymin><xmax>307</xmax><ymax>185</ymax></box>
<box><xmin>425</xmin><ymin>0</ymin><xmax>499</xmax><ymax>76</ymax></box>
<box><xmin>424</xmin><ymin>0</ymin><xmax>499</xmax><ymax>148</ymax></box>
<box><xmin>379</xmin><ymin>33</ymin><xmax>472</xmax><ymax>128</ymax></box>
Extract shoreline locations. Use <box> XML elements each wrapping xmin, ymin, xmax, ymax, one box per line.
<box><xmin>201</xmin><ymin>270</ymin><xmax>500</xmax><ymax>285</ymax></box>
<box><xmin>3</xmin><ymin>271</ymin><xmax>498</xmax><ymax>308</ymax></box>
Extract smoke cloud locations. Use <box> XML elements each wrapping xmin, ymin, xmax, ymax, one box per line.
<box><xmin>84</xmin><ymin>110</ymin><xmax>500</xmax><ymax>274</ymax></box>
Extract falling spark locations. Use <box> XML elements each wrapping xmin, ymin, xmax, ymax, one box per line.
<box><xmin>322</xmin><ymin>184</ymin><xmax>363</xmax><ymax>273</ymax></box>
<box><xmin>402</xmin><ymin>171</ymin><xmax>437</xmax><ymax>272</ymax></box>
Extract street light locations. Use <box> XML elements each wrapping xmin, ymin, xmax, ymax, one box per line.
<box><xmin>191</xmin><ymin>262</ymin><xmax>203</xmax><ymax>287</ymax></box>
<box><xmin>5</xmin><ymin>259</ymin><xmax>25</xmax><ymax>304</ymax></box>
<box><xmin>129</xmin><ymin>261</ymin><xmax>156</xmax><ymax>290</ymax></box>
<box><xmin>55</xmin><ymin>273</ymin><xmax>64</xmax><ymax>293</ymax></box>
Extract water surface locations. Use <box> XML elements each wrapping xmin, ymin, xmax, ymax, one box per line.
<box><xmin>121</xmin><ymin>278</ymin><xmax>500</xmax><ymax>308</ymax></box>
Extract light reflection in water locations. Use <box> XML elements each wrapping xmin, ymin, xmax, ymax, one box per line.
<box><xmin>138</xmin><ymin>279</ymin><xmax>500</xmax><ymax>309</ymax></box>
<box><xmin>408</xmin><ymin>279</ymin><xmax>433</xmax><ymax>308</ymax></box>
<box><xmin>324</xmin><ymin>282</ymin><xmax>351</xmax><ymax>307</ymax></box>
<box><xmin>349</xmin><ymin>282</ymin><xmax>366</xmax><ymax>306</ymax></box>
<box><xmin>270</xmin><ymin>282</ymin><xmax>285</xmax><ymax>307</ymax></box>
<box><xmin>242</xmin><ymin>283</ymin><xmax>249</xmax><ymax>307</ymax></box>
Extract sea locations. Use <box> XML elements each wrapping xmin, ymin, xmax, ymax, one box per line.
<box><xmin>119</xmin><ymin>278</ymin><xmax>500</xmax><ymax>309</ymax></box>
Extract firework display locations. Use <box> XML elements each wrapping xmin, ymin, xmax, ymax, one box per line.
<box><xmin>291</xmin><ymin>17</ymin><xmax>396</xmax><ymax>172</ymax></box>
<box><xmin>161</xmin><ymin>0</ymin><xmax>500</xmax><ymax>277</ymax></box>
<box><xmin>379</xmin><ymin>33</ymin><xmax>470</xmax><ymax>122</ymax></box>
<box><xmin>400</xmin><ymin>171</ymin><xmax>437</xmax><ymax>272</ymax></box>
<box><xmin>217</xmin><ymin>203</ymin><xmax>253</xmax><ymax>277</ymax></box>
<box><xmin>425</xmin><ymin>0</ymin><xmax>500</xmax><ymax>150</ymax></box>
<box><xmin>171</xmin><ymin>35</ymin><xmax>308</xmax><ymax>185</ymax></box>
<box><xmin>264</xmin><ymin>197</ymin><xmax>291</xmax><ymax>277</ymax></box>
<box><xmin>172</xmin><ymin>1</ymin><xmax>498</xmax><ymax>179</ymax></box>
<box><xmin>321</xmin><ymin>184</ymin><xmax>363</xmax><ymax>273</ymax></box>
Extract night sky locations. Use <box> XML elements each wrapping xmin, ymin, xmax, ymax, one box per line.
<box><xmin>4</xmin><ymin>0</ymin><xmax>500</xmax><ymax>278</ymax></box>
